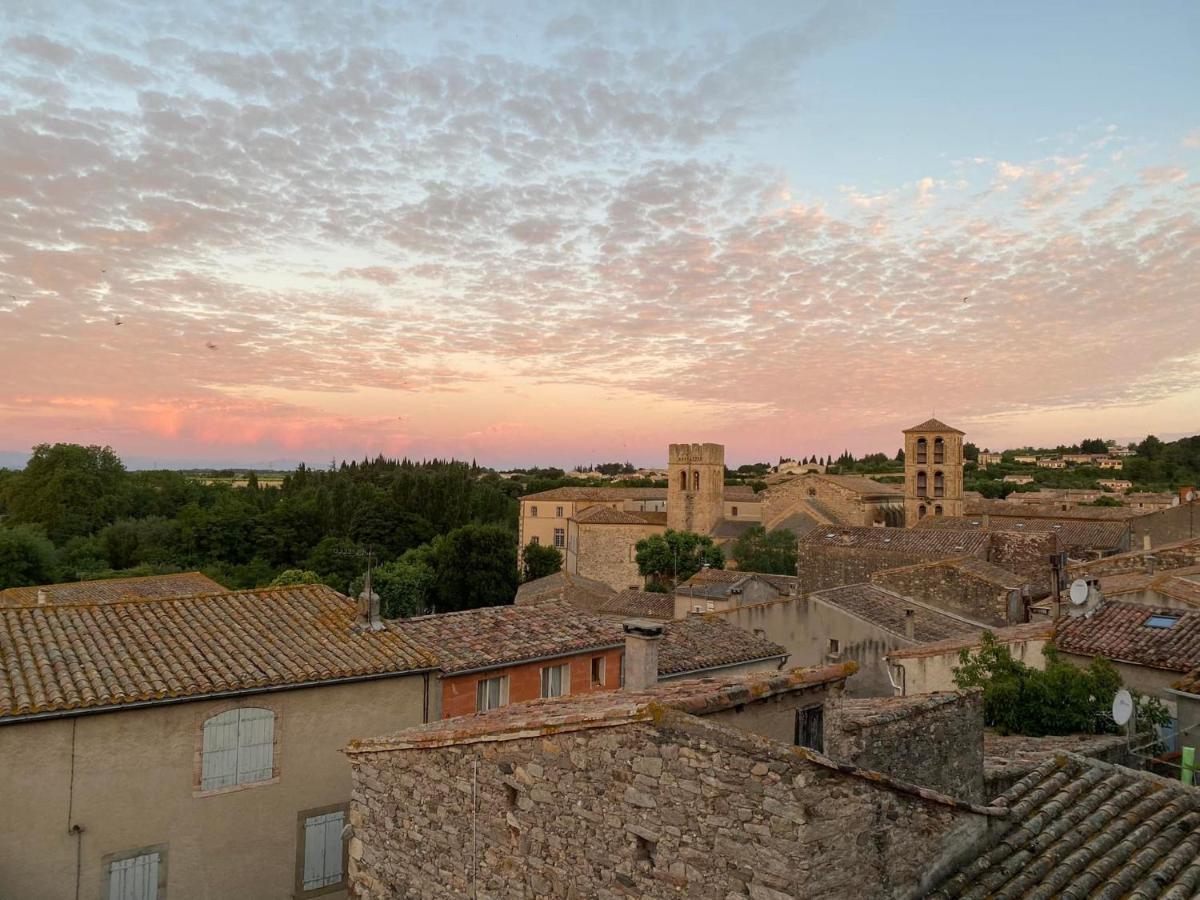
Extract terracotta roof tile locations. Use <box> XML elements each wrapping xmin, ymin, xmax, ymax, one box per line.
<box><xmin>916</xmin><ymin>514</ymin><xmax>1128</xmax><ymax>553</ymax></box>
<box><xmin>903</xmin><ymin>418</ymin><xmax>963</xmax><ymax>434</ymax></box>
<box><xmin>593</xmin><ymin>589</ymin><xmax>675</xmax><ymax>620</ymax></box>
<box><xmin>658</xmin><ymin>616</ymin><xmax>787</xmax><ymax>677</ymax></box>
<box><xmin>886</xmin><ymin>621</ymin><xmax>1054</xmax><ymax>660</ymax></box>
<box><xmin>573</xmin><ymin>506</ymin><xmax>666</xmax><ymax>525</ymax></box>
<box><xmin>520</xmin><ymin>486</ymin><xmax>758</xmax><ymax>502</ymax></box>
<box><xmin>0</xmin><ymin>585</ymin><xmax>436</xmax><ymax>721</ymax></box>
<box><xmin>809</xmin><ymin>583</ymin><xmax>985</xmax><ymax>643</ymax></box>
<box><xmin>0</xmin><ymin>572</ymin><xmax>225</xmax><ymax>608</ymax></box>
<box><xmin>928</xmin><ymin>754</ymin><xmax>1200</xmax><ymax>898</ymax></box>
<box><xmin>800</xmin><ymin>525</ymin><xmax>989</xmax><ymax>558</ymax></box>
<box><xmin>965</xmin><ymin>498</ymin><xmax>1146</xmax><ymax>521</ymax></box>
<box><xmin>513</xmin><ymin>571</ymin><xmax>614</xmax><ymax>607</ymax></box>
<box><xmin>1055</xmin><ymin>601</ymin><xmax>1200</xmax><ymax>671</ymax></box>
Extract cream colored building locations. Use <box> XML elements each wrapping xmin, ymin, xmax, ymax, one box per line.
<box><xmin>0</xmin><ymin>584</ymin><xmax>438</xmax><ymax>900</ymax></box>
<box><xmin>885</xmin><ymin>622</ymin><xmax>1053</xmax><ymax>695</ymax></box>
<box><xmin>1036</xmin><ymin>457</ymin><xmax>1066</xmax><ymax>469</ymax></box>
<box><xmin>1100</xmin><ymin>479</ymin><xmax>1133</xmax><ymax>492</ymax></box>
<box><xmin>978</xmin><ymin>452</ymin><xmax>1003</xmax><ymax>468</ymax></box>
<box><xmin>1013</xmin><ymin>455</ymin><xmax>1038</xmax><ymax>465</ymax></box>
<box><xmin>1097</xmin><ymin>458</ymin><xmax>1124</xmax><ymax>470</ymax></box>
<box><xmin>903</xmin><ymin>418</ymin><xmax>965</xmax><ymax>524</ymax></box>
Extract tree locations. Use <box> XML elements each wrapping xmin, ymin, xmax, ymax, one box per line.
<box><xmin>4</xmin><ymin>443</ymin><xmax>129</xmax><ymax>543</ymax></box>
<box><xmin>269</xmin><ymin>569</ymin><xmax>322</xmax><ymax>587</ymax></box>
<box><xmin>304</xmin><ymin>536</ymin><xmax>366</xmax><ymax>593</ymax></box>
<box><xmin>521</xmin><ymin>542</ymin><xmax>562</xmax><ymax>582</ymax></box>
<box><xmin>731</xmin><ymin>526</ymin><xmax>797</xmax><ymax>575</ymax></box>
<box><xmin>634</xmin><ymin>530</ymin><xmax>724</xmax><ymax>589</ymax></box>
<box><xmin>350</xmin><ymin>550</ymin><xmax>436</xmax><ymax>618</ymax></box>
<box><xmin>1079</xmin><ymin>438</ymin><xmax>1108</xmax><ymax>454</ymax></box>
<box><xmin>430</xmin><ymin>524</ymin><xmax>518</xmax><ymax>611</ymax></box>
<box><xmin>1138</xmin><ymin>435</ymin><xmax>1165</xmax><ymax>460</ymax></box>
<box><xmin>895</xmin><ymin>448</ymin><xmax>905</xmax><ymax>464</ymax></box>
<box><xmin>0</xmin><ymin>525</ymin><xmax>57</xmax><ymax>589</ymax></box>
<box><xmin>963</xmin><ymin>442</ymin><xmax>979</xmax><ymax>462</ymax></box>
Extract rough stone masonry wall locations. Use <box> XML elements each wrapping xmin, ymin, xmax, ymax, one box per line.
<box><xmin>576</xmin><ymin>521</ymin><xmax>663</xmax><ymax>591</ymax></box>
<box><xmin>869</xmin><ymin>565</ymin><xmax>1009</xmax><ymax>626</ymax></box>
<box><xmin>986</xmin><ymin>530</ymin><xmax>1055</xmax><ymax>591</ymax></box>
<box><xmin>795</xmin><ymin>545</ymin><xmax>939</xmax><ymax>592</ymax></box>
<box><xmin>348</xmin><ymin>713</ymin><xmax>985</xmax><ymax>900</ymax></box>
<box><xmin>824</xmin><ymin>692</ymin><xmax>985</xmax><ymax>803</ymax></box>
<box><xmin>761</xmin><ymin>476</ymin><xmax>867</xmax><ymax>530</ymax></box>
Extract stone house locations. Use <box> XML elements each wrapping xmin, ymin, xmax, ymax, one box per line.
<box><xmin>1129</xmin><ymin>499</ymin><xmax>1200</xmax><ymax>550</ymax></box>
<box><xmin>0</xmin><ymin>584</ymin><xmax>439</xmax><ymax>900</ymax></box>
<box><xmin>758</xmin><ymin>472</ymin><xmax>905</xmax><ymax>530</ymax></box>
<box><xmin>564</xmin><ymin>505</ymin><xmax>667</xmax><ymax>590</ymax></box>
<box><xmin>884</xmin><ymin>621</ymin><xmax>1055</xmax><ymax>694</ymax></box>
<box><xmin>1070</xmin><ymin>537</ymin><xmax>1200</xmax><ymax>582</ymax></box>
<box><xmin>869</xmin><ymin>555</ymin><xmax>1030</xmax><ymax>626</ymax></box>
<box><xmin>513</xmin><ymin>571</ymin><xmax>675</xmax><ymax>621</ymax></box>
<box><xmin>1036</xmin><ymin>457</ymin><xmax>1066</xmax><ymax>469</ymax></box>
<box><xmin>916</xmin><ymin>513</ymin><xmax>1126</xmax><ymax>562</ymax></box>
<box><xmin>1096</xmin><ymin>458</ymin><xmax>1124</xmax><ymax>470</ymax></box>
<box><xmin>795</xmin><ymin>526</ymin><xmax>992</xmax><ymax>592</ymax></box>
<box><xmin>1002</xmin><ymin>474</ymin><xmax>1034</xmax><ymax>484</ymax></box>
<box><xmin>977</xmin><ymin>452</ymin><xmax>1003</xmax><ymax>468</ymax></box>
<box><xmin>672</xmin><ymin>568</ymin><xmax>789</xmax><ymax>617</ymax></box>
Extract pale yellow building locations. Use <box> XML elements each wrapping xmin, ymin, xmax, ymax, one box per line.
<box><xmin>1097</xmin><ymin>458</ymin><xmax>1124</xmax><ymax>470</ymax></box>
<box><xmin>1036</xmin><ymin>457</ymin><xmax>1067</xmax><ymax>469</ymax></box>
<box><xmin>903</xmin><ymin>418</ymin><xmax>965</xmax><ymax>524</ymax></box>
<box><xmin>0</xmin><ymin>584</ymin><xmax>438</xmax><ymax>900</ymax></box>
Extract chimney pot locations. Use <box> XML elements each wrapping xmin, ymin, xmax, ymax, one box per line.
<box><xmin>36</xmin><ymin>588</ymin><xmax>48</xmax><ymax>606</ymax></box>
<box><xmin>622</xmin><ymin>619</ymin><xmax>665</xmax><ymax>691</ymax></box>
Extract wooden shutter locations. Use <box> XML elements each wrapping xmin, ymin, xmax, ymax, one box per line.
<box><xmin>302</xmin><ymin>810</ymin><xmax>345</xmax><ymax>890</ymax></box>
<box><xmin>201</xmin><ymin>709</ymin><xmax>240</xmax><ymax>790</ymax></box>
<box><xmin>236</xmin><ymin>707</ymin><xmax>275</xmax><ymax>784</ymax></box>
<box><xmin>109</xmin><ymin>852</ymin><xmax>159</xmax><ymax>900</ymax></box>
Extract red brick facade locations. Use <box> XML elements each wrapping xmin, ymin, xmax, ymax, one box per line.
<box><xmin>440</xmin><ymin>647</ymin><xmax>624</xmax><ymax>719</ymax></box>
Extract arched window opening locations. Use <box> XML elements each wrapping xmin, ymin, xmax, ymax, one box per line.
<box><xmin>934</xmin><ymin>505</ymin><xmax>943</xmax><ymax>516</ymax></box>
<box><xmin>693</xmin><ymin>471</ymin><xmax>700</xmax><ymax>491</ymax></box>
<box><xmin>918</xmin><ymin>504</ymin><xmax>927</xmax><ymax>519</ymax></box>
<box><xmin>916</xmin><ymin>438</ymin><xmax>927</xmax><ymax>465</ymax></box>
<box><xmin>679</xmin><ymin>470</ymin><xmax>688</xmax><ymax>491</ymax></box>
<box><xmin>201</xmin><ymin>707</ymin><xmax>275</xmax><ymax>791</ymax></box>
<box><xmin>933</xmin><ymin>437</ymin><xmax>945</xmax><ymax>465</ymax></box>
<box><xmin>916</xmin><ymin>471</ymin><xmax>927</xmax><ymax>495</ymax></box>
<box><xmin>934</xmin><ymin>471</ymin><xmax>945</xmax><ymax>498</ymax></box>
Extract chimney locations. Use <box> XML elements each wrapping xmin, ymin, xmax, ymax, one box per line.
<box><xmin>623</xmin><ymin>619</ymin><xmax>665</xmax><ymax>691</ymax></box>
<box><xmin>903</xmin><ymin>608</ymin><xmax>915</xmax><ymax>640</ymax></box>
<box><xmin>1147</xmin><ymin>554</ymin><xmax>1158</xmax><ymax>576</ymax></box>
<box><xmin>36</xmin><ymin>588</ymin><xmax>48</xmax><ymax>606</ymax></box>
<box><xmin>355</xmin><ymin>564</ymin><xmax>384</xmax><ymax>633</ymax></box>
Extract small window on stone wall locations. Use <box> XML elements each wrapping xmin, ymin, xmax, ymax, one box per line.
<box><xmin>827</xmin><ymin>638</ymin><xmax>840</xmax><ymax>657</ymax></box>
<box><xmin>634</xmin><ymin>835</ymin><xmax>656</xmax><ymax>866</ymax></box>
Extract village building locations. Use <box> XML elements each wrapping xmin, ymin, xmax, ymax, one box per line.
<box><xmin>1129</xmin><ymin>497</ymin><xmax>1200</xmax><ymax>549</ymax></box>
<box><xmin>977</xmin><ymin>451</ymin><xmax>1003</xmax><ymax>468</ymax></box>
<box><xmin>1070</xmin><ymin>537</ymin><xmax>1200</xmax><ymax>583</ymax></box>
<box><xmin>915</xmin><ymin>513</ymin><xmax>1130</xmax><ymax>560</ymax></box>
<box><xmin>1061</xmin><ymin>453</ymin><xmax>1098</xmax><ymax>465</ymax></box>
<box><xmin>885</xmin><ymin>621</ymin><xmax>1055</xmax><ymax>694</ymax></box>
<box><xmin>671</xmin><ymin>568</ymin><xmax>793</xmax><ymax>616</ymax></box>
<box><xmin>1013</xmin><ymin>455</ymin><xmax>1038</xmax><ymax>464</ymax></box>
<box><xmin>513</xmin><ymin>570</ymin><xmax>675</xmax><ymax>621</ymax></box>
<box><xmin>0</xmin><ymin>584</ymin><xmax>438</xmax><ymax>900</ymax></box>
<box><xmin>1100</xmin><ymin>478</ymin><xmax>1133</xmax><ymax>491</ymax></box>
<box><xmin>0</xmin><ymin>571</ymin><xmax>224</xmax><ymax>607</ymax></box>
<box><xmin>1036</xmin><ymin>456</ymin><xmax>1066</xmax><ymax>468</ymax></box>
<box><xmin>1109</xmin><ymin>446</ymin><xmax>1138</xmax><ymax>457</ymax></box>
<box><xmin>868</xmin><ymin>556</ymin><xmax>1031</xmax><ymax>626</ymax></box>
<box><xmin>1096</xmin><ymin>457</ymin><xmax>1124</xmax><ymax>470</ymax></box>
<box><xmin>758</xmin><ymin>472</ymin><xmax>905</xmax><ymax>532</ymax></box>
<box><xmin>1002</xmin><ymin>474</ymin><xmax>1034</xmax><ymax>484</ymax></box>
<box><xmin>903</xmin><ymin>418</ymin><xmax>965</xmax><ymax>523</ymax></box>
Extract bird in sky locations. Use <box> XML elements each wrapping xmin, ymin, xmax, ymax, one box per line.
<box><xmin>206</xmin><ymin>342</ymin><xmax>218</xmax><ymax>350</ymax></box>
<box><xmin>113</xmin><ymin>317</ymin><xmax>122</xmax><ymax>325</ymax></box>
<box><xmin>962</xmin><ymin>296</ymin><xmax>969</xmax><ymax>303</ymax></box>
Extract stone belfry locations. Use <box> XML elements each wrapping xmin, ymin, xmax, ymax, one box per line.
<box><xmin>903</xmin><ymin>419</ymin><xmax>965</xmax><ymax>525</ymax></box>
<box><xmin>667</xmin><ymin>443</ymin><xmax>725</xmax><ymax>535</ymax></box>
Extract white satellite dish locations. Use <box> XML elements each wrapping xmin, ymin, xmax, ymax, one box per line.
<box><xmin>1069</xmin><ymin>579</ymin><xmax>1090</xmax><ymax>606</ymax></box>
<box><xmin>1187</xmin><ymin>490</ymin><xmax>1197</xmax><ymax>502</ymax></box>
<box><xmin>1112</xmin><ymin>689</ymin><xmax>1133</xmax><ymax>726</ymax></box>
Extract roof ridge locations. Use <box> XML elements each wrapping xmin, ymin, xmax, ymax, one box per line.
<box><xmin>1</xmin><ymin>582</ymin><xmax>343</xmax><ymax>614</ymax></box>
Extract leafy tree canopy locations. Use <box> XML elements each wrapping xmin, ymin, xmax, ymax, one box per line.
<box><xmin>635</xmin><ymin>529</ymin><xmax>724</xmax><ymax>589</ymax></box>
<box><xmin>0</xmin><ymin>525</ymin><xmax>57</xmax><ymax>588</ymax></box>
<box><xmin>731</xmin><ymin>526</ymin><xmax>797</xmax><ymax>575</ymax></box>
<box><xmin>270</xmin><ymin>569</ymin><xmax>322</xmax><ymax>587</ymax></box>
<box><xmin>521</xmin><ymin>542</ymin><xmax>562</xmax><ymax>582</ymax></box>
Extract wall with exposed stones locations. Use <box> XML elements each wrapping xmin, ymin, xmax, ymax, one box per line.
<box><xmin>570</xmin><ymin>520</ymin><xmax>664</xmax><ymax>591</ymax></box>
<box><xmin>869</xmin><ymin>564</ymin><xmax>1016</xmax><ymax>626</ymax></box>
<box><xmin>824</xmin><ymin>691</ymin><xmax>985</xmax><ymax>803</ymax></box>
<box><xmin>347</xmin><ymin>711</ymin><xmax>990</xmax><ymax>900</ymax></box>
<box><xmin>795</xmin><ymin>545</ymin><xmax>973</xmax><ymax>592</ymax></box>
<box><xmin>985</xmin><ymin>531</ymin><xmax>1056</xmax><ymax>591</ymax></box>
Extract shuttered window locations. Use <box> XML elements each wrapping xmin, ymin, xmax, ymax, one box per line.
<box><xmin>105</xmin><ymin>848</ymin><xmax>164</xmax><ymax>900</ymax></box>
<box><xmin>201</xmin><ymin>707</ymin><xmax>275</xmax><ymax>791</ymax></box>
<box><xmin>301</xmin><ymin>810</ymin><xmax>345</xmax><ymax>891</ymax></box>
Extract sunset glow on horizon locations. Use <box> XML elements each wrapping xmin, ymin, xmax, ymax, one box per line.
<box><xmin>2</xmin><ymin>1</ymin><xmax>1198</xmax><ymax>469</ymax></box>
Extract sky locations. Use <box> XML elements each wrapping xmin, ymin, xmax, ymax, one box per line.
<box><xmin>0</xmin><ymin>0</ymin><xmax>1197</xmax><ymax>469</ymax></box>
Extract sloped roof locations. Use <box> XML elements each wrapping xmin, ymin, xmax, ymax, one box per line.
<box><xmin>393</xmin><ymin>600</ymin><xmax>623</xmax><ymax>674</ymax></box>
<box><xmin>0</xmin><ymin>585</ymin><xmax>436</xmax><ymax>721</ymax></box>
<box><xmin>966</xmin><ymin>498</ymin><xmax>1146</xmax><ymax>521</ymax></box>
<box><xmin>513</xmin><ymin>570</ymin><xmax>615</xmax><ymax>607</ymax></box>
<box><xmin>873</xmin><ymin>555</ymin><xmax>1025</xmax><ymax>589</ymax></box>
<box><xmin>520</xmin><ymin>486</ymin><xmax>759</xmax><ymax>502</ymax></box>
<box><xmin>573</xmin><ymin>506</ymin><xmax>666</xmax><ymax>526</ymax></box>
<box><xmin>658</xmin><ymin>616</ymin><xmax>788</xmax><ymax>677</ymax></box>
<box><xmin>885</xmin><ymin>621</ymin><xmax>1054</xmax><ymax>661</ymax></box>
<box><xmin>814</xmin><ymin>474</ymin><xmax>904</xmax><ymax>496</ymax></box>
<box><xmin>800</xmin><ymin>526</ymin><xmax>989</xmax><ymax>558</ymax></box>
<box><xmin>593</xmin><ymin>589</ymin><xmax>675</xmax><ymax>620</ymax></box>
<box><xmin>916</xmin><ymin>515</ymin><xmax>1128</xmax><ymax>553</ymax></box>
<box><xmin>1055</xmin><ymin>601</ymin><xmax>1200</xmax><ymax>671</ymax></box>
<box><xmin>0</xmin><ymin>572</ymin><xmax>225</xmax><ymax>608</ymax></box>
<box><xmin>903</xmin><ymin>418</ymin><xmax>963</xmax><ymax>434</ymax></box>
<box><xmin>809</xmin><ymin>584</ymin><xmax>984</xmax><ymax>643</ymax></box>
<box><xmin>927</xmin><ymin>754</ymin><xmax>1200</xmax><ymax>898</ymax></box>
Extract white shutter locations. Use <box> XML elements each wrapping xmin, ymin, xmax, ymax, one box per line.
<box><xmin>323</xmin><ymin>812</ymin><xmax>344</xmax><ymax>885</ymax></box>
<box><xmin>109</xmin><ymin>852</ymin><xmax>159</xmax><ymax>900</ymax></box>
<box><xmin>236</xmin><ymin>708</ymin><xmax>275</xmax><ymax>784</ymax></box>
<box><xmin>201</xmin><ymin>710</ymin><xmax>240</xmax><ymax>790</ymax></box>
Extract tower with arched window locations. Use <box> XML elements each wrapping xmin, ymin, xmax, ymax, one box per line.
<box><xmin>903</xmin><ymin>419</ymin><xmax>965</xmax><ymax>525</ymax></box>
<box><xmin>667</xmin><ymin>443</ymin><xmax>725</xmax><ymax>535</ymax></box>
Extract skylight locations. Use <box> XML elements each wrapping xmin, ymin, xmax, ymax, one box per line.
<box><xmin>1146</xmin><ymin>614</ymin><xmax>1181</xmax><ymax>629</ymax></box>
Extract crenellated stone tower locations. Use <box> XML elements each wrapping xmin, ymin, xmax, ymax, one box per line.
<box><xmin>903</xmin><ymin>419</ymin><xmax>965</xmax><ymax>525</ymax></box>
<box><xmin>667</xmin><ymin>443</ymin><xmax>725</xmax><ymax>535</ymax></box>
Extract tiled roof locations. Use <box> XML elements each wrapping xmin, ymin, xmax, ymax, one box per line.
<box><xmin>813</xmin><ymin>474</ymin><xmax>904</xmax><ymax>496</ymax></box>
<box><xmin>903</xmin><ymin>418</ymin><xmax>963</xmax><ymax>434</ymax></box>
<box><xmin>710</xmin><ymin>518</ymin><xmax>759</xmax><ymax>539</ymax></box>
<box><xmin>916</xmin><ymin>515</ymin><xmax>1128</xmax><ymax>552</ymax></box>
<box><xmin>1055</xmin><ymin>601</ymin><xmax>1200</xmax><ymax>671</ymax></box>
<box><xmin>1071</xmin><ymin>538</ymin><xmax>1200</xmax><ymax>579</ymax></box>
<box><xmin>593</xmin><ymin>589</ymin><xmax>675</xmax><ymax>620</ymax></box>
<box><xmin>521</xmin><ymin>487</ymin><xmax>667</xmax><ymax>501</ymax></box>
<box><xmin>513</xmin><ymin>570</ymin><xmax>614</xmax><ymax>607</ymax></box>
<box><xmin>0</xmin><ymin>585</ymin><xmax>436</xmax><ymax>721</ymax></box>
<box><xmin>675</xmin><ymin>568</ymin><xmax>785</xmax><ymax>600</ymax></box>
<box><xmin>886</xmin><ymin>621</ymin><xmax>1053</xmax><ymax>660</ymax></box>
<box><xmin>1171</xmin><ymin>669</ymin><xmax>1200</xmax><ymax>695</ymax></box>
<box><xmin>873</xmin><ymin>556</ymin><xmax>1025</xmax><ymax>589</ymax></box>
<box><xmin>658</xmin><ymin>616</ymin><xmax>788</xmax><ymax>677</ymax></box>
<box><xmin>572</xmin><ymin>506</ymin><xmax>666</xmax><ymax>525</ymax></box>
<box><xmin>346</xmin><ymin>664</ymin><xmax>854</xmax><ymax>753</ymax></box>
<box><xmin>809</xmin><ymin>583</ymin><xmax>984</xmax><ymax>643</ymax></box>
<box><xmin>393</xmin><ymin>601</ymin><xmax>623</xmax><ymax>674</ymax></box>
<box><xmin>800</xmin><ymin>525</ymin><xmax>989</xmax><ymax>558</ymax></box>
<box><xmin>0</xmin><ymin>572</ymin><xmax>225</xmax><ymax>608</ymax></box>
<box><xmin>928</xmin><ymin>753</ymin><xmax>1200</xmax><ymax>898</ymax></box>
<box><xmin>966</xmin><ymin>498</ymin><xmax>1146</xmax><ymax>521</ymax></box>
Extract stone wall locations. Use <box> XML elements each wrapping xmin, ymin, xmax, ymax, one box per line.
<box><xmin>760</xmin><ymin>475</ymin><xmax>898</xmax><ymax>529</ymax></box>
<box><xmin>347</xmin><ymin>711</ymin><xmax>990</xmax><ymax>900</ymax></box>
<box><xmin>1072</xmin><ymin>537</ymin><xmax>1200</xmax><ymax>579</ymax></box>
<box><xmin>986</xmin><ymin>530</ymin><xmax>1056</xmax><ymax>590</ymax></box>
<box><xmin>795</xmin><ymin>545</ymin><xmax>959</xmax><ymax>592</ymax></box>
<box><xmin>869</xmin><ymin>563</ymin><xmax>1014</xmax><ymax>626</ymax></box>
<box><xmin>573</xmin><ymin>521</ymin><xmax>664</xmax><ymax>591</ymax></box>
<box><xmin>824</xmin><ymin>692</ymin><xmax>985</xmax><ymax>803</ymax></box>
<box><xmin>1129</xmin><ymin>501</ymin><xmax>1200</xmax><ymax>549</ymax></box>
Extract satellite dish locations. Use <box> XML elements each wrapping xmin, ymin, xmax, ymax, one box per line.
<box><xmin>1187</xmin><ymin>490</ymin><xmax>1197</xmax><ymax>502</ymax></box>
<box><xmin>1112</xmin><ymin>689</ymin><xmax>1133</xmax><ymax>726</ymax></box>
<box><xmin>1069</xmin><ymin>579</ymin><xmax>1089</xmax><ymax>606</ymax></box>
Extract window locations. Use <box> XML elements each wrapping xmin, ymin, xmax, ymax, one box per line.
<box><xmin>827</xmin><ymin>638</ymin><xmax>840</xmax><ymax>656</ymax></box>
<box><xmin>916</xmin><ymin>438</ymin><xmax>927</xmax><ymax>464</ymax></box>
<box><xmin>297</xmin><ymin>806</ymin><xmax>346</xmax><ymax>896</ymax></box>
<box><xmin>934</xmin><ymin>471</ymin><xmax>944</xmax><ymax>498</ymax></box>
<box><xmin>692</xmin><ymin>470</ymin><xmax>700</xmax><ymax>491</ymax></box>
<box><xmin>679</xmin><ymin>470</ymin><xmax>688</xmax><ymax>491</ymax></box>
<box><xmin>591</xmin><ymin>656</ymin><xmax>606</xmax><ymax>687</ymax></box>
<box><xmin>530</xmin><ymin>535</ymin><xmax>539</xmax><ymax>545</ymax></box>
<box><xmin>731</xmin><ymin>506</ymin><xmax>738</xmax><ymax>517</ymax></box>
<box><xmin>476</xmin><ymin>675</ymin><xmax>508</xmax><ymax>712</ymax></box>
<box><xmin>933</xmin><ymin>437</ymin><xmax>945</xmax><ymax>464</ymax></box>
<box><xmin>103</xmin><ymin>846</ymin><xmax>166</xmax><ymax>900</ymax></box>
<box><xmin>918</xmin><ymin>504</ymin><xmax>927</xmax><ymax>519</ymax></box>
<box><xmin>200</xmin><ymin>707</ymin><xmax>275</xmax><ymax>792</ymax></box>
<box><xmin>553</xmin><ymin>528</ymin><xmax>565</xmax><ymax>549</ymax></box>
<box><xmin>530</xmin><ymin>505</ymin><xmax>538</xmax><ymax>517</ymax></box>
<box><xmin>541</xmin><ymin>663</ymin><xmax>570</xmax><ymax>698</ymax></box>
<box><xmin>916</xmin><ymin>471</ymin><xmax>927</xmax><ymax>494</ymax></box>
<box><xmin>934</xmin><ymin>505</ymin><xmax>943</xmax><ymax>516</ymax></box>
<box><xmin>795</xmin><ymin>705</ymin><xmax>824</xmax><ymax>753</ymax></box>
<box><xmin>555</xmin><ymin>505</ymin><xmax>563</xmax><ymax>518</ymax></box>
<box><xmin>1147</xmin><ymin>615</ymin><xmax>1181</xmax><ymax>629</ymax></box>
